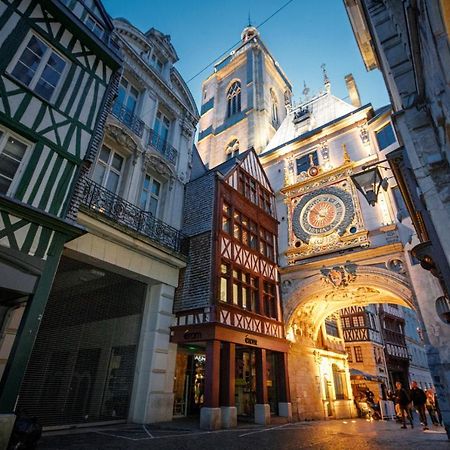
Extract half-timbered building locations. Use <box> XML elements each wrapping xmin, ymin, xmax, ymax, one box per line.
<box><xmin>0</xmin><ymin>0</ymin><xmax>121</xmax><ymax>429</ymax></box>
<box><xmin>11</xmin><ymin>15</ymin><xmax>199</xmax><ymax>429</ymax></box>
<box><xmin>172</xmin><ymin>148</ymin><xmax>291</xmax><ymax>430</ymax></box>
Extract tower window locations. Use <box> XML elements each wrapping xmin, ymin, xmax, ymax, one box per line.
<box><xmin>225</xmin><ymin>138</ymin><xmax>239</xmax><ymax>160</ymax></box>
<box><xmin>270</xmin><ymin>88</ymin><xmax>279</xmax><ymax>126</ymax></box>
<box><xmin>226</xmin><ymin>81</ymin><xmax>241</xmax><ymax>118</ymax></box>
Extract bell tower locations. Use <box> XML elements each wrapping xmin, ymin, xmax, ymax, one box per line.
<box><xmin>197</xmin><ymin>26</ymin><xmax>293</xmax><ymax>168</ymax></box>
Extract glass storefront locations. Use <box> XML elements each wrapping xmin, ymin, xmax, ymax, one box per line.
<box><xmin>173</xmin><ymin>347</ymin><xmax>206</xmax><ymax>416</ymax></box>
<box><xmin>235</xmin><ymin>347</ymin><xmax>256</xmax><ymax>417</ymax></box>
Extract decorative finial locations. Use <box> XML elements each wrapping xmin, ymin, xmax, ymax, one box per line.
<box><xmin>302</xmin><ymin>81</ymin><xmax>310</xmax><ymax>100</ymax></box>
<box><xmin>248</xmin><ymin>11</ymin><xmax>252</xmax><ymax>27</ymax></box>
<box><xmin>342</xmin><ymin>144</ymin><xmax>351</xmax><ymax>163</ymax></box>
<box><xmin>321</xmin><ymin>63</ymin><xmax>331</xmax><ymax>94</ymax></box>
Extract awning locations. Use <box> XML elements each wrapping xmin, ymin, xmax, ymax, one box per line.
<box><xmin>349</xmin><ymin>368</ymin><xmax>381</xmax><ymax>382</ymax></box>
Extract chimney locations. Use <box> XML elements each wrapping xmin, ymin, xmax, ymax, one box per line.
<box><xmin>345</xmin><ymin>73</ymin><xmax>361</xmax><ymax>108</ymax></box>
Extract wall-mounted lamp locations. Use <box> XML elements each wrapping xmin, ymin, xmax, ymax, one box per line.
<box><xmin>350</xmin><ymin>162</ymin><xmax>389</xmax><ymax>206</ymax></box>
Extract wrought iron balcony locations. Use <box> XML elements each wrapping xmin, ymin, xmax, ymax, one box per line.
<box><xmin>111</xmin><ymin>102</ymin><xmax>145</xmax><ymax>138</ymax></box>
<box><xmin>147</xmin><ymin>129</ymin><xmax>177</xmax><ymax>165</ymax></box>
<box><xmin>80</xmin><ymin>177</ymin><xmax>187</xmax><ymax>256</ymax></box>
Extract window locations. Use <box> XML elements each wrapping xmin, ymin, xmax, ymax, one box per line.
<box><xmin>0</xmin><ymin>130</ymin><xmax>29</xmax><ymax>195</ymax></box>
<box><xmin>10</xmin><ymin>34</ymin><xmax>66</xmax><ymax>101</ymax></box>
<box><xmin>345</xmin><ymin>347</ymin><xmax>353</xmax><ymax>363</ymax></box>
<box><xmin>222</xmin><ymin>201</ymin><xmax>231</xmax><ymax>234</ymax></box>
<box><xmin>139</xmin><ymin>175</ymin><xmax>161</xmax><ymax>216</ymax></box>
<box><xmin>375</xmin><ymin>123</ymin><xmax>396</xmax><ymax>150</ymax></box>
<box><xmin>153</xmin><ymin>111</ymin><xmax>170</xmax><ymax>145</ymax></box>
<box><xmin>84</xmin><ymin>14</ymin><xmax>104</xmax><ymax>39</ymax></box>
<box><xmin>392</xmin><ymin>185</ymin><xmax>409</xmax><ymax>218</ymax></box>
<box><xmin>259</xmin><ymin>227</ymin><xmax>275</xmax><ymax>261</ymax></box>
<box><xmin>343</xmin><ymin>317</ymin><xmax>351</xmax><ymax>328</ymax></box>
<box><xmin>225</xmin><ymin>138</ymin><xmax>239</xmax><ymax>160</ymax></box>
<box><xmin>115</xmin><ymin>78</ymin><xmax>139</xmax><ymax>115</ymax></box>
<box><xmin>352</xmin><ymin>315</ymin><xmax>365</xmax><ymax>327</ymax></box>
<box><xmin>150</xmin><ymin>53</ymin><xmax>164</xmax><ymax>73</ymax></box>
<box><xmin>92</xmin><ymin>146</ymin><xmax>124</xmax><ymax>193</ymax></box>
<box><xmin>219</xmin><ymin>262</ymin><xmax>259</xmax><ymax>313</ymax></box>
<box><xmin>263</xmin><ymin>281</ymin><xmax>277</xmax><ymax>319</ymax></box>
<box><xmin>226</xmin><ymin>81</ymin><xmax>241</xmax><ymax>118</ymax></box>
<box><xmin>325</xmin><ymin>317</ymin><xmax>340</xmax><ymax>337</ymax></box>
<box><xmin>270</xmin><ymin>89</ymin><xmax>279</xmax><ymax>126</ymax></box>
<box><xmin>332</xmin><ymin>364</ymin><xmax>347</xmax><ymax>400</ymax></box>
<box><xmin>296</xmin><ymin>151</ymin><xmax>318</xmax><ymax>174</ymax></box>
<box><xmin>354</xmin><ymin>346</ymin><xmax>363</xmax><ymax>362</ymax></box>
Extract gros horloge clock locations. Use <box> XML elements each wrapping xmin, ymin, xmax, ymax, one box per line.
<box><xmin>292</xmin><ymin>186</ymin><xmax>355</xmax><ymax>243</ymax></box>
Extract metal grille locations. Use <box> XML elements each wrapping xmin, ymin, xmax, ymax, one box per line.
<box><xmin>17</xmin><ymin>257</ymin><xmax>146</xmax><ymax>427</ymax></box>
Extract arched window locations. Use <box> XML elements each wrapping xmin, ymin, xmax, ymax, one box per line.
<box><xmin>227</xmin><ymin>81</ymin><xmax>241</xmax><ymax>118</ymax></box>
<box><xmin>271</xmin><ymin>89</ymin><xmax>278</xmax><ymax>125</ymax></box>
<box><xmin>225</xmin><ymin>138</ymin><xmax>239</xmax><ymax>160</ymax></box>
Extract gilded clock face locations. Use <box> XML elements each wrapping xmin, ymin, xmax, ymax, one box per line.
<box><xmin>292</xmin><ymin>187</ymin><xmax>355</xmax><ymax>243</ymax></box>
<box><xmin>300</xmin><ymin>194</ymin><xmax>345</xmax><ymax>235</ymax></box>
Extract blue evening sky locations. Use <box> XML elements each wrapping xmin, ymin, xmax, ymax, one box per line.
<box><xmin>103</xmin><ymin>0</ymin><xmax>390</xmax><ymax>113</ymax></box>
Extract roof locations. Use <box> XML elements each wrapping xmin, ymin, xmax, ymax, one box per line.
<box><xmin>263</xmin><ymin>91</ymin><xmax>357</xmax><ymax>154</ymax></box>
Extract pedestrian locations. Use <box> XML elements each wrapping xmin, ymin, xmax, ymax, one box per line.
<box><xmin>430</xmin><ymin>388</ymin><xmax>443</xmax><ymax>426</ymax></box>
<box><xmin>395</xmin><ymin>381</ymin><xmax>413</xmax><ymax>429</ymax></box>
<box><xmin>410</xmin><ymin>381</ymin><xmax>428</xmax><ymax>430</ymax></box>
<box><xmin>425</xmin><ymin>389</ymin><xmax>439</xmax><ymax>425</ymax></box>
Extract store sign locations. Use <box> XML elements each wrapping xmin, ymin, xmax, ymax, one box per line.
<box><xmin>244</xmin><ymin>335</ymin><xmax>258</xmax><ymax>346</ymax></box>
<box><xmin>184</xmin><ymin>330</ymin><xmax>202</xmax><ymax>340</ymax></box>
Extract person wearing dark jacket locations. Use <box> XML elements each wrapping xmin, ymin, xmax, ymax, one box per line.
<box><xmin>410</xmin><ymin>381</ymin><xmax>429</xmax><ymax>430</ymax></box>
<box><xmin>395</xmin><ymin>381</ymin><xmax>413</xmax><ymax>429</ymax></box>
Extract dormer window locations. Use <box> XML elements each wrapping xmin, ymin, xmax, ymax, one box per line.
<box><xmin>150</xmin><ymin>53</ymin><xmax>164</xmax><ymax>73</ymax></box>
<box><xmin>226</xmin><ymin>81</ymin><xmax>241</xmax><ymax>118</ymax></box>
<box><xmin>84</xmin><ymin>14</ymin><xmax>104</xmax><ymax>39</ymax></box>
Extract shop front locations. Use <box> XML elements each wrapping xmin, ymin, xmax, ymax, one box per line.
<box><xmin>171</xmin><ymin>320</ymin><xmax>291</xmax><ymax>429</ymax></box>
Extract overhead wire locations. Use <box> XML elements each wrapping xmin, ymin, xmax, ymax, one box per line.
<box><xmin>186</xmin><ymin>0</ymin><xmax>296</xmax><ymax>84</ymax></box>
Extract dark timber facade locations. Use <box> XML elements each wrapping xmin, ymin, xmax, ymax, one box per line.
<box><xmin>0</xmin><ymin>0</ymin><xmax>121</xmax><ymax>423</ymax></box>
<box><xmin>172</xmin><ymin>149</ymin><xmax>291</xmax><ymax>430</ymax></box>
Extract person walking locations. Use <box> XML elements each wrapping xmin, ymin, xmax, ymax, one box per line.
<box><xmin>410</xmin><ymin>381</ymin><xmax>428</xmax><ymax>430</ymax></box>
<box><xmin>426</xmin><ymin>389</ymin><xmax>439</xmax><ymax>425</ymax></box>
<box><xmin>395</xmin><ymin>381</ymin><xmax>413</xmax><ymax>429</ymax></box>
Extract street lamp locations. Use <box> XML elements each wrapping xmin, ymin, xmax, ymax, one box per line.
<box><xmin>351</xmin><ymin>166</ymin><xmax>388</xmax><ymax>206</ymax></box>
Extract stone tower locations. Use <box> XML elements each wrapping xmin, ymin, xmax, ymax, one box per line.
<box><xmin>197</xmin><ymin>26</ymin><xmax>292</xmax><ymax>168</ymax></box>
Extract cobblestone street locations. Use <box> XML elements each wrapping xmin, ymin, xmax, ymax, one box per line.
<box><xmin>37</xmin><ymin>418</ymin><xmax>449</xmax><ymax>450</ymax></box>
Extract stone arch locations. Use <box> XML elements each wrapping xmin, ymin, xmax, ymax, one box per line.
<box><xmin>282</xmin><ymin>265</ymin><xmax>415</xmax><ymax>343</ymax></box>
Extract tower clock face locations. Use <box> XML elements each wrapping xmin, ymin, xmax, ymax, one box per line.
<box><xmin>292</xmin><ymin>186</ymin><xmax>355</xmax><ymax>243</ymax></box>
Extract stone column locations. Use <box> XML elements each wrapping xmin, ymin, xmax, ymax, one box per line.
<box><xmin>200</xmin><ymin>340</ymin><xmax>221</xmax><ymax>430</ymax></box>
<box><xmin>220</xmin><ymin>342</ymin><xmax>237</xmax><ymax>428</ymax></box>
<box><xmin>128</xmin><ymin>283</ymin><xmax>176</xmax><ymax>423</ymax></box>
<box><xmin>277</xmin><ymin>352</ymin><xmax>292</xmax><ymax>421</ymax></box>
<box><xmin>255</xmin><ymin>348</ymin><xmax>270</xmax><ymax>425</ymax></box>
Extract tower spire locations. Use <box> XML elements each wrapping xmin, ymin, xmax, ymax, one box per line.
<box><xmin>321</xmin><ymin>63</ymin><xmax>331</xmax><ymax>94</ymax></box>
<box><xmin>248</xmin><ymin>11</ymin><xmax>252</xmax><ymax>27</ymax></box>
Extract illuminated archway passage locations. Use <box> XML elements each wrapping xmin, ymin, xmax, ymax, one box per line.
<box><xmin>281</xmin><ymin>264</ymin><xmax>414</xmax><ymax>421</ymax></box>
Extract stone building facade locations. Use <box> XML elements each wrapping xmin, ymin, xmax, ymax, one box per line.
<box><xmin>344</xmin><ymin>0</ymin><xmax>450</xmax><ymax>435</ymax></box>
<box><xmin>197</xmin><ymin>26</ymin><xmax>292</xmax><ymax>168</ymax></box>
<box><xmin>11</xmin><ymin>15</ymin><xmax>199</xmax><ymax>428</ymax></box>
<box><xmin>260</xmin><ymin>88</ymin><xmax>435</xmax><ymax>420</ymax></box>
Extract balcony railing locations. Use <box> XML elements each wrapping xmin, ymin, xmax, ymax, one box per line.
<box><xmin>147</xmin><ymin>129</ymin><xmax>177</xmax><ymax>165</ymax></box>
<box><xmin>80</xmin><ymin>177</ymin><xmax>187</xmax><ymax>255</ymax></box>
<box><xmin>111</xmin><ymin>103</ymin><xmax>145</xmax><ymax>138</ymax></box>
